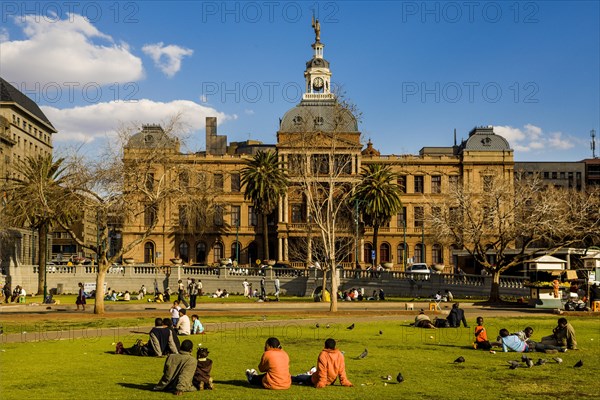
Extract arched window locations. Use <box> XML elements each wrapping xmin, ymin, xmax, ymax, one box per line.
<box><xmin>432</xmin><ymin>244</ymin><xmax>443</xmax><ymax>265</ymax></box>
<box><xmin>178</xmin><ymin>241</ymin><xmax>189</xmax><ymax>263</ymax></box>
<box><xmin>414</xmin><ymin>243</ymin><xmax>424</xmax><ymax>264</ymax></box>
<box><xmin>397</xmin><ymin>243</ymin><xmax>406</xmax><ymax>266</ymax></box>
<box><xmin>195</xmin><ymin>242</ymin><xmax>207</xmax><ymax>264</ymax></box>
<box><xmin>379</xmin><ymin>243</ymin><xmax>390</xmax><ymax>263</ymax></box>
<box><xmin>231</xmin><ymin>241</ymin><xmax>241</xmax><ymax>262</ymax></box>
<box><xmin>144</xmin><ymin>242</ymin><xmax>155</xmax><ymax>264</ymax></box>
<box><xmin>364</xmin><ymin>243</ymin><xmax>374</xmax><ymax>265</ymax></box>
<box><xmin>247</xmin><ymin>242</ymin><xmax>258</xmax><ymax>265</ymax></box>
<box><xmin>213</xmin><ymin>242</ymin><xmax>223</xmax><ymax>263</ymax></box>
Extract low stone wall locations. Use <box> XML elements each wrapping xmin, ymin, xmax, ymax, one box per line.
<box><xmin>5</xmin><ymin>265</ymin><xmax>527</xmax><ymax>299</ymax></box>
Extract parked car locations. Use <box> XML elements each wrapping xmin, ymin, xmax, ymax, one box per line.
<box><xmin>406</xmin><ymin>263</ymin><xmax>431</xmax><ymax>279</ymax></box>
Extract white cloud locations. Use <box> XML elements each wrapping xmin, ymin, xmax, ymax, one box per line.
<box><xmin>42</xmin><ymin>99</ymin><xmax>236</xmax><ymax>144</ymax></box>
<box><xmin>0</xmin><ymin>27</ymin><xmax>9</xmax><ymax>42</ymax></box>
<box><xmin>495</xmin><ymin>124</ymin><xmax>576</xmax><ymax>153</ymax></box>
<box><xmin>142</xmin><ymin>42</ymin><xmax>193</xmax><ymax>78</ymax></box>
<box><xmin>0</xmin><ymin>13</ymin><xmax>143</xmax><ymax>87</ymax></box>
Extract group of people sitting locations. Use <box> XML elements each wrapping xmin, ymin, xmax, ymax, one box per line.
<box><xmin>210</xmin><ymin>288</ymin><xmax>229</xmax><ymax>298</ymax></box>
<box><xmin>413</xmin><ymin>305</ymin><xmax>578</xmax><ymax>354</ymax></box>
<box><xmin>339</xmin><ymin>288</ymin><xmax>385</xmax><ymax>302</ymax></box>
<box><xmin>474</xmin><ymin>316</ymin><xmax>577</xmax><ymax>352</ymax></box>
<box><xmin>245</xmin><ymin>337</ymin><xmax>352</xmax><ymax>390</ymax></box>
<box><xmin>413</xmin><ymin>303</ymin><xmax>468</xmax><ymax>328</ymax></box>
<box><xmin>117</xmin><ymin>330</ymin><xmax>351</xmax><ymax>395</ymax></box>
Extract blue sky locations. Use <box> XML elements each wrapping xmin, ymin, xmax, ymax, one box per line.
<box><xmin>1</xmin><ymin>1</ymin><xmax>598</xmax><ymax>161</ymax></box>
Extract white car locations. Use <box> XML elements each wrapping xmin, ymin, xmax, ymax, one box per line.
<box><xmin>406</xmin><ymin>263</ymin><xmax>431</xmax><ymax>279</ymax></box>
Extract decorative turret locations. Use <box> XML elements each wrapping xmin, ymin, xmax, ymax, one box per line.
<box><xmin>303</xmin><ymin>15</ymin><xmax>334</xmax><ymax>101</ymax></box>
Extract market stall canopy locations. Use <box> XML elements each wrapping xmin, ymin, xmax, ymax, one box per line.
<box><xmin>526</xmin><ymin>255</ymin><xmax>567</xmax><ymax>271</ymax></box>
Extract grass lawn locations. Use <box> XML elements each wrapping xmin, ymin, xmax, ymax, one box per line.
<box><xmin>1</xmin><ymin>316</ymin><xmax>598</xmax><ymax>400</ymax></box>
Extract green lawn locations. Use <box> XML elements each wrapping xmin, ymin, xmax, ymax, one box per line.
<box><xmin>1</xmin><ymin>316</ymin><xmax>598</xmax><ymax>400</ymax></box>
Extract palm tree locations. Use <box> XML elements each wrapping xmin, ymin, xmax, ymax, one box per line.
<box><xmin>241</xmin><ymin>150</ymin><xmax>288</xmax><ymax>261</ymax></box>
<box><xmin>2</xmin><ymin>154</ymin><xmax>71</xmax><ymax>295</ymax></box>
<box><xmin>353</xmin><ymin>164</ymin><xmax>402</xmax><ymax>268</ymax></box>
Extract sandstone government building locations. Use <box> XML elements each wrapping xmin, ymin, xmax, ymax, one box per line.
<box><xmin>1</xmin><ymin>24</ymin><xmax>599</xmax><ymax>278</ymax></box>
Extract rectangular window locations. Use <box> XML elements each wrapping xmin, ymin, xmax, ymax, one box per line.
<box><xmin>431</xmin><ymin>206</ymin><xmax>442</xmax><ymax>220</ymax></box>
<box><xmin>397</xmin><ymin>176</ymin><xmax>406</xmax><ymax>193</ymax></box>
<box><xmin>311</xmin><ymin>154</ymin><xmax>329</xmax><ymax>175</ymax></box>
<box><xmin>291</xmin><ymin>204</ymin><xmax>304</xmax><ymax>223</ymax></box>
<box><xmin>144</xmin><ymin>204</ymin><xmax>157</xmax><ymax>226</ymax></box>
<box><xmin>482</xmin><ymin>175</ymin><xmax>494</xmax><ymax>192</ymax></box>
<box><xmin>334</xmin><ymin>154</ymin><xmax>352</xmax><ymax>175</ymax></box>
<box><xmin>145</xmin><ymin>173</ymin><xmax>154</xmax><ymax>191</ymax></box>
<box><xmin>414</xmin><ymin>206</ymin><xmax>424</xmax><ymax>228</ymax></box>
<box><xmin>179</xmin><ymin>172</ymin><xmax>189</xmax><ymax>189</ymax></box>
<box><xmin>178</xmin><ymin>204</ymin><xmax>189</xmax><ymax>227</ymax></box>
<box><xmin>543</xmin><ymin>172</ymin><xmax>550</xmax><ymax>179</ymax></box>
<box><xmin>431</xmin><ymin>175</ymin><xmax>441</xmax><ymax>194</ymax></box>
<box><xmin>396</xmin><ymin>207</ymin><xmax>407</xmax><ymax>227</ymax></box>
<box><xmin>414</xmin><ymin>176</ymin><xmax>424</xmax><ymax>193</ymax></box>
<box><xmin>214</xmin><ymin>173</ymin><xmax>224</xmax><ymax>191</ymax></box>
<box><xmin>231</xmin><ymin>173</ymin><xmax>241</xmax><ymax>192</ymax></box>
<box><xmin>448</xmin><ymin>175</ymin><xmax>459</xmax><ymax>191</ymax></box>
<box><xmin>231</xmin><ymin>205</ymin><xmax>241</xmax><ymax>227</ymax></box>
<box><xmin>248</xmin><ymin>206</ymin><xmax>258</xmax><ymax>227</ymax></box>
<box><xmin>213</xmin><ymin>205</ymin><xmax>224</xmax><ymax>226</ymax></box>
<box><xmin>449</xmin><ymin>207</ymin><xmax>461</xmax><ymax>224</ymax></box>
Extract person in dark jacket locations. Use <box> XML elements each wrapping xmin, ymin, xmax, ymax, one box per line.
<box><xmin>193</xmin><ymin>347</ymin><xmax>214</xmax><ymax>390</ymax></box>
<box><xmin>147</xmin><ymin>318</ymin><xmax>179</xmax><ymax>356</ymax></box>
<box><xmin>446</xmin><ymin>303</ymin><xmax>469</xmax><ymax>328</ymax></box>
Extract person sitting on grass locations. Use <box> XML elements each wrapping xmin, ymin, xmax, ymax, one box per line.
<box><xmin>176</xmin><ymin>309</ymin><xmax>191</xmax><ymax>336</ymax></box>
<box><xmin>473</xmin><ymin>316</ymin><xmax>492</xmax><ymax>350</ymax></box>
<box><xmin>245</xmin><ymin>337</ymin><xmax>291</xmax><ymax>390</ymax></box>
<box><xmin>153</xmin><ymin>339</ymin><xmax>196</xmax><ymax>395</ymax></box>
<box><xmin>193</xmin><ymin>347</ymin><xmax>214</xmax><ymax>390</ymax></box>
<box><xmin>413</xmin><ymin>310</ymin><xmax>436</xmax><ymax>329</ymax></box>
<box><xmin>446</xmin><ymin>303</ymin><xmax>469</xmax><ymax>328</ymax></box>
<box><xmin>541</xmin><ymin>318</ymin><xmax>578</xmax><ymax>350</ymax></box>
<box><xmin>291</xmin><ymin>338</ymin><xmax>353</xmax><ymax>388</ymax></box>
<box><xmin>191</xmin><ymin>314</ymin><xmax>205</xmax><ymax>334</ymax></box>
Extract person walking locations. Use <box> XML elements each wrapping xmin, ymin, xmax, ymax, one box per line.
<box><xmin>274</xmin><ymin>277</ymin><xmax>280</xmax><ymax>301</ymax></box>
<box><xmin>260</xmin><ymin>277</ymin><xmax>266</xmax><ymax>300</ymax></box>
<box><xmin>189</xmin><ymin>279</ymin><xmax>198</xmax><ymax>310</ymax></box>
<box><xmin>76</xmin><ymin>282</ymin><xmax>86</xmax><ymax>311</ymax></box>
<box><xmin>178</xmin><ymin>279</ymin><xmax>189</xmax><ymax>309</ymax></box>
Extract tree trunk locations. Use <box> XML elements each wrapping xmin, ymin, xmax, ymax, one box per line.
<box><xmin>94</xmin><ymin>262</ymin><xmax>108</xmax><ymax>314</ymax></box>
<box><xmin>37</xmin><ymin>223</ymin><xmax>48</xmax><ymax>295</ymax></box>
<box><xmin>489</xmin><ymin>269</ymin><xmax>501</xmax><ymax>303</ymax></box>
<box><xmin>262</xmin><ymin>213</ymin><xmax>270</xmax><ymax>261</ymax></box>
<box><xmin>329</xmin><ymin>259</ymin><xmax>338</xmax><ymax>312</ymax></box>
<box><xmin>372</xmin><ymin>224</ymin><xmax>379</xmax><ymax>268</ymax></box>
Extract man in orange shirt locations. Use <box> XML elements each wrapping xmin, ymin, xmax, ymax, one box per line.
<box><xmin>292</xmin><ymin>338</ymin><xmax>353</xmax><ymax>388</ymax></box>
<box><xmin>246</xmin><ymin>337</ymin><xmax>291</xmax><ymax>390</ymax></box>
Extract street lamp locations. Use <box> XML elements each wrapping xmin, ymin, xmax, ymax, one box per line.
<box><xmin>235</xmin><ymin>217</ymin><xmax>240</xmax><ymax>263</ymax></box>
<box><xmin>403</xmin><ymin>220</ymin><xmax>407</xmax><ymax>270</ymax></box>
<box><xmin>421</xmin><ymin>226</ymin><xmax>425</xmax><ymax>264</ymax></box>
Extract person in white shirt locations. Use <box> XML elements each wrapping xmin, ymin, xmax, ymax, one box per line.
<box><xmin>177</xmin><ymin>309</ymin><xmax>191</xmax><ymax>336</ymax></box>
<box><xmin>243</xmin><ymin>279</ymin><xmax>250</xmax><ymax>298</ymax></box>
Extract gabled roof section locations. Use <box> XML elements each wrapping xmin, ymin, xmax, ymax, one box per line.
<box><xmin>0</xmin><ymin>77</ymin><xmax>56</xmax><ymax>131</ymax></box>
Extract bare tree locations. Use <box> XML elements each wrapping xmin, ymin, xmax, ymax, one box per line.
<box><xmin>281</xmin><ymin>96</ymin><xmax>362</xmax><ymax>312</ymax></box>
<box><xmin>428</xmin><ymin>174</ymin><xmax>600</xmax><ymax>302</ymax></box>
<box><xmin>59</xmin><ymin>116</ymin><xmax>208</xmax><ymax>314</ymax></box>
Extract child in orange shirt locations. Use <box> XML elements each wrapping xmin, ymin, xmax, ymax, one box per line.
<box><xmin>474</xmin><ymin>316</ymin><xmax>492</xmax><ymax>350</ymax></box>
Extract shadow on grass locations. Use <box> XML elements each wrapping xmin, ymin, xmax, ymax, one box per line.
<box><xmin>118</xmin><ymin>382</ymin><xmax>156</xmax><ymax>391</ymax></box>
<box><xmin>214</xmin><ymin>379</ymin><xmax>257</xmax><ymax>388</ymax></box>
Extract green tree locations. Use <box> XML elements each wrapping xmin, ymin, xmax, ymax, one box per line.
<box><xmin>353</xmin><ymin>164</ymin><xmax>403</xmax><ymax>267</ymax></box>
<box><xmin>1</xmin><ymin>154</ymin><xmax>72</xmax><ymax>295</ymax></box>
<box><xmin>241</xmin><ymin>150</ymin><xmax>288</xmax><ymax>261</ymax></box>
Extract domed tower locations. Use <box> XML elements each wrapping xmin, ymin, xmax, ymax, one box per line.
<box><xmin>275</xmin><ymin>18</ymin><xmax>362</xmax><ymax>264</ymax></box>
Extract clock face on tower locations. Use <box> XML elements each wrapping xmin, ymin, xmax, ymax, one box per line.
<box><xmin>313</xmin><ymin>77</ymin><xmax>324</xmax><ymax>90</ymax></box>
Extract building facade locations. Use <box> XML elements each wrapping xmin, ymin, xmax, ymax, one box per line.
<box><xmin>121</xmin><ymin>24</ymin><xmax>516</xmax><ymax>273</ymax></box>
<box><xmin>0</xmin><ymin>77</ymin><xmax>58</xmax><ymax>269</ymax></box>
